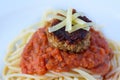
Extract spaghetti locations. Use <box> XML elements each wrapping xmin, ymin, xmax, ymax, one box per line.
<box><xmin>3</xmin><ymin>9</ymin><xmax>120</xmax><ymax>80</ymax></box>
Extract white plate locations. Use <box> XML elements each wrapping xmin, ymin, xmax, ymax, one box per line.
<box><xmin>0</xmin><ymin>0</ymin><xmax>120</xmax><ymax>78</ymax></box>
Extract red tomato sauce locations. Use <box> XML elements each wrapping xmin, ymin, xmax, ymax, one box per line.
<box><xmin>20</xmin><ymin>28</ymin><xmax>113</xmax><ymax>75</ymax></box>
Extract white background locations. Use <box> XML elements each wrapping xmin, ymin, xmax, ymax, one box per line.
<box><xmin>0</xmin><ymin>0</ymin><xmax>120</xmax><ymax>78</ymax></box>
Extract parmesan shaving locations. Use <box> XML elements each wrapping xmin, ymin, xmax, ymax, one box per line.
<box><xmin>74</xmin><ymin>18</ymin><xmax>86</xmax><ymax>25</ymax></box>
<box><xmin>69</xmin><ymin>24</ymin><xmax>86</xmax><ymax>33</ymax></box>
<box><xmin>65</xmin><ymin>8</ymin><xmax>73</xmax><ymax>31</ymax></box>
<box><xmin>82</xmin><ymin>27</ymin><xmax>90</xmax><ymax>31</ymax></box>
<box><xmin>48</xmin><ymin>8</ymin><xmax>92</xmax><ymax>33</ymax></box>
<box><xmin>48</xmin><ymin>19</ymin><xmax>66</xmax><ymax>32</ymax></box>
<box><xmin>72</xmin><ymin>13</ymin><xmax>81</xmax><ymax>20</ymax></box>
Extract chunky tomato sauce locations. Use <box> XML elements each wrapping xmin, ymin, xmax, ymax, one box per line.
<box><xmin>21</xmin><ymin>28</ymin><xmax>113</xmax><ymax>75</ymax></box>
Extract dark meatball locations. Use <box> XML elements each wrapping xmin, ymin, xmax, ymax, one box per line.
<box><xmin>46</xmin><ymin>13</ymin><xmax>92</xmax><ymax>53</ymax></box>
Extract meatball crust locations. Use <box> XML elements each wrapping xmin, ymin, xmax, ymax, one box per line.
<box><xmin>46</xmin><ymin>16</ymin><xmax>91</xmax><ymax>53</ymax></box>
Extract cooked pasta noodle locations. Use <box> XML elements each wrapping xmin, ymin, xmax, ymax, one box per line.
<box><xmin>3</xmin><ymin>9</ymin><xmax>120</xmax><ymax>80</ymax></box>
